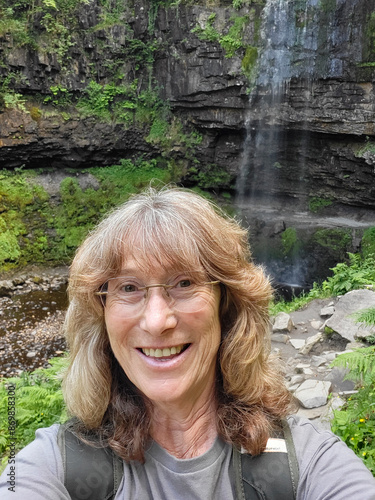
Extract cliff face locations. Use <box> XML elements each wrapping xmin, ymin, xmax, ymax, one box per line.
<box><xmin>0</xmin><ymin>0</ymin><xmax>252</xmax><ymax>172</ymax></box>
<box><xmin>1</xmin><ymin>1</ymin><xmax>375</xmax><ymax>205</ymax></box>
<box><xmin>1</xmin><ymin>0</ymin><xmax>375</xmax><ymax>282</ymax></box>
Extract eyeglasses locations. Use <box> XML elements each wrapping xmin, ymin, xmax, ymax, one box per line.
<box><xmin>95</xmin><ymin>275</ymin><xmax>220</xmax><ymax>317</ymax></box>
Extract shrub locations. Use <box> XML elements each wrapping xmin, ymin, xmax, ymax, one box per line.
<box><xmin>331</xmin><ymin>344</ymin><xmax>375</xmax><ymax>476</ymax></box>
<box><xmin>322</xmin><ymin>253</ymin><xmax>375</xmax><ymax>296</ymax></box>
<box><xmin>362</xmin><ymin>227</ymin><xmax>375</xmax><ymax>258</ymax></box>
<box><xmin>0</xmin><ymin>357</ymin><xmax>68</xmax><ymax>473</ymax></box>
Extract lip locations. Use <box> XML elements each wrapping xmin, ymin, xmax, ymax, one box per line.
<box><xmin>135</xmin><ymin>343</ymin><xmax>191</xmax><ymax>369</ymax></box>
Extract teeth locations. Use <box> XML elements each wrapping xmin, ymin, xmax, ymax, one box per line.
<box><xmin>142</xmin><ymin>345</ymin><xmax>184</xmax><ymax>357</ymax></box>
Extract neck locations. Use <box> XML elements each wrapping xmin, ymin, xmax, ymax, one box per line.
<box><xmin>149</xmin><ymin>385</ymin><xmax>218</xmax><ymax>459</ymax></box>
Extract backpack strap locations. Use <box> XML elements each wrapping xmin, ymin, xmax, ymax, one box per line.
<box><xmin>233</xmin><ymin>419</ymin><xmax>299</xmax><ymax>500</ymax></box>
<box><xmin>57</xmin><ymin>419</ymin><xmax>298</xmax><ymax>500</ymax></box>
<box><xmin>57</xmin><ymin>423</ymin><xmax>124</xmax><ymax>500</ymax></box>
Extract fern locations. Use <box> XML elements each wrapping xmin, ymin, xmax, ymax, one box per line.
<box><xmin>0</xmin><ymin>356</ymin><xmax>68</xmax><ymax>464</ymax></box>
<box><xmin>331</xmin><ymin>346</ymin><xmax>375</xmax><ymax>384</ymax></box>
<box><xmin>352</xmin><ymin>308</ymin><xmax>375</xmax><ymax>327</ymax></box>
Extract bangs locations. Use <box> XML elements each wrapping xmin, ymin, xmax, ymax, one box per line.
<box><xmin>115</xmin><ymin>209</ymin><xmax>207</xmax><ymax>276</ymax></box>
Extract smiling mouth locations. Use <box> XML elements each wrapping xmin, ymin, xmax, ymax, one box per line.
<box><xmin>139</xmin><ymin>344</ymin><xmax>190</xmax><ymax>358</ymax></box>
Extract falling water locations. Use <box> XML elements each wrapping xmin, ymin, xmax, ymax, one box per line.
<box><xmin>236</xmin><ymin>0</ymin><xmax>322</xmax><ymax>288</ymax></box>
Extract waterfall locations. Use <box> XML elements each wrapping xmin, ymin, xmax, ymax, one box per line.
<box><xmin>236</xmin><ymin>0</ymin><xmax>321</xmax><ymax>289</ymax></box>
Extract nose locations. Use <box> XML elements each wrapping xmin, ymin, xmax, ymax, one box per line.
<box><xmin>139</xmin><ymin>287</ymin><xmax>177</xmax><ymax>335</ymax></box>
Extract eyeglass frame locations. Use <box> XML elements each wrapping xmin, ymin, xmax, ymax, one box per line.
<box><xmin>95</xmin><ymin>277</ymin><xmax>221</xmax><ymax>307</ymax></box>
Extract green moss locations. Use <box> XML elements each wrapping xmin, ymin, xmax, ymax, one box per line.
<box><xmin>318</xmin><ymin>0</ymin><xmax>336</xmax><ymax>14</ymax></box>
<box><xmin>242</xmin><ymin>45</ymin><xmax>258</xmax><ymax>78</ymax></box>
<box><xmin>309</xmin><ymin>196</ymin><xmax>333</xmax><ymax>213</ymax></box>
<box><xmin>0</xmin><ymin>159</ymin><xmax>175</xmax><ymax>271</ymax></box>
<box><xmin>354</xmin><ymin>137</ymin><xmax>375</xmax><ymax>158</ymax></box>
<box><xmin>362</xmin><ymin>227</ymin><xmax>375</xmax><ymax>258</ymax></box>
<box><xmin>312</xmin><ymin>228</ymin><xmax>351</xmax><ymax>253</ymax></box>
<box><xmin>191</xmin><ymin>13</ymin><xmax>251</xmax><ymax>59</ymax></box>
<box><xmin>281</xmin><ymin>227</ymin><xmax>301</xmax><ymax>256</ymax></box>
<box><xmin>0</xmin><ymin>171</ymin><xmax>51</xmax><ymax>269</ymax></box>
<box><xmin>186</xmin><ymin>163</ymin><xmax>233</xmax><ymax>189</ymax></box>
<box><xmin>364</xmin><ymin>12</ymin><xmax>375</xmax><ymax>62</ymax></box>
<box><xmin>0</xmin><ymin>0</ymin><xmax>89</xmax><ymax>64</ymax></box>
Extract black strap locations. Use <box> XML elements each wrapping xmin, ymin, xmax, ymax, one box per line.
<box><xmin>57</xmin><ymin>424</ymin><xmax>123</xmax><ymax>500</ymax></box>
<box><xmin>58</xmin><ymin>419</ymin><xmax>298</xmax><ymax>500</ymax></box>
<box><xmin>233</xmin><ymin>419</ymin><xmax>299</xmax><ymax>500</ymax></box>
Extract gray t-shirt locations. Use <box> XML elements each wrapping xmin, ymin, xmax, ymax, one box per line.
<box><xmin>1</xmin><ymin>415</ymin><xmax>375</xmax><ymax>499</ymax></box>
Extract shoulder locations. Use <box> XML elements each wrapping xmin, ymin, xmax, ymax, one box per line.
<box><xmin>0</xmin><ymin>424</ymin><xmax>68</xmax><ymax>499</ymax></box>
<box><xmin>287</xmin><ymin>415</ymin><xmax>375</xmax><ymax>500</ymax></box>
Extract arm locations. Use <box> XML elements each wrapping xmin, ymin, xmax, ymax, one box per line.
<box><xmin>0</xmin><ymin>424</ymin><xmax>70</xmax><ymax>499</ymax></box>
<box><xmin>289</xmin><ymin>415</ymin><xmax>375</xmax><ymax>500</ymax></box>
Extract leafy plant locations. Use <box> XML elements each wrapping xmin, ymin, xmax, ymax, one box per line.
<box><xmin>270</xmin><ymin>253</ymin><xmax>375</xmax><ymax>314</ymax></box>
<box><xmin>186</xmin><ymin>163</ymin><xmax>233</xmax><ymax>189</ymax></box>
<box><xmin>44</xmin><ymin>85</ymin><xmax>72</xmax><ymax>107</ymax></box>
<box><xmin>0</xmin><ymin>357</ymin><xmax>68</xmax><ymax>473</ymax></box>
<box><xmin>322</xmin><ymin>253</ymin><xmax>375</xmax><ymax>296</ymax></box>
<box><xmin>309</xmin><ymin>196</ymin><xmax>333</xmax><ymax>213</ymax></box>
<box><xmin>362</xmin><ymin>227</ymin><xmax>375</xmax><ymax>258</ymax></box>
<box><xmin>331</xmin><ymin>345</ymin><xmax>375</xmax><ymax>476</ymax></box>
<box><xmin>191</xmin><ymin>13</ymin><xmax>250</xmax><ymax>58</ymax></box>
<box><xmin>352</xmin><ymin>308</ymin><xmax>375</xmax><ymax>328</ymax></box>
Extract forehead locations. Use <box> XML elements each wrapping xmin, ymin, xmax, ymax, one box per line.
<box><xmin>119</xmin><ymin>255</ymin><xmax>206</xmax><ymax>279</ymax></box>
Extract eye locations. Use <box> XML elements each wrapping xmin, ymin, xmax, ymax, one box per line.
<box><xmin>176</xmin><ymin>279</ymin><xmax>192</xmax><ymax>288</ymax></box>
<box><xmin>121</xmin><ymin>284</ymin><xmax>138</xmax><ymax>293</ymax></box>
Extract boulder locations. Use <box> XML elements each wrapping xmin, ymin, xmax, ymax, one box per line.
<box><xmin>325</xmin><ymin>290</ymin><xmax>375</xmax><ymax>342</ymax></box>
<box><xmin>294</xmin><ymin>380</ymin><xmax>332</xmax><ymax>409</ymax></box>
<box><xmin>320</xmin><ymin>305</ymin><xmax>335</xmax><ymax>318</ymax></box>
<box><xmin>0</xmin><ymin>280</ymin><xmax>14</xmax><ymax>297</ymax></box>
<box><xmin>299</xmin><ymin>332</ymin><xmax>323</xmax><ymax>355</ymax></box>
<box><xmin>273</xmin><ymin>312</ymin><xmax>294</xmax><ymax>333</ymax></box>
<box><xmin>289</xmin><ymin>338</ymin><xmax>305</xmax><ymax>350</ymax></box>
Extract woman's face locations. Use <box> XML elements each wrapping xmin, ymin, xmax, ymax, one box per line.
<box><xmin>104</xmin><ymin>258</ymin><xmax>221</xmax><ymax>408</ymax></box>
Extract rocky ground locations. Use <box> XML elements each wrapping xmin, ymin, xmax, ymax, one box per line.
<box><xmin>0</xmin><ymin>266</ymin><xmax>68</xmax><ymax>377</ymax></box>
<box><xmin>271</xmin><ymin>289</ymin><xmax>375</xmax><ymax>429</ymax></box>
<box><xmin>1</xmin><ymin>266</ymin><xmax>374</xmax><ymax>430</ymax></box>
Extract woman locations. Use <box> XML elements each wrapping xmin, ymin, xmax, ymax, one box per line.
<box><xmin>1</xmin><ymin>186</ymin><xmax>375</xmax><ymax>499</ymax></box>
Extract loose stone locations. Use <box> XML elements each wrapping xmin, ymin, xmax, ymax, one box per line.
<box><xmin>294</xmin><ymin>380</ymin><xmax>332</xmax><ymax>409</ymax></box>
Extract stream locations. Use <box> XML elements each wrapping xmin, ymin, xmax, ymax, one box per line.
<box><xmin>0</xmin><ymin>269</ymin><xmax>68</xmax><ymax>377</ymax></box>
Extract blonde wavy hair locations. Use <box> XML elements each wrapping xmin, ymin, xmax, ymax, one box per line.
<box><xmin>63</xmin><ymin>186</ymin><xmax>291</xmax><ymax>461</ymax></box>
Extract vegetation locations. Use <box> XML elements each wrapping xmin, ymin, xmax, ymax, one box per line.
<box><xmin>0</xmin><ymin>357</ymin><xmax>68</xmax><ymax>473</ymax></box>
<box><xmin>191</xmin><ymin>12</ymin><xmax>254</xmax><ymax>60</ymax></box>
<box><xmin>361</xmin><ymin>227</ymin><xmax>375</xmax><ymax>258</ymax></box>
<box><xmin>308</xmin><ymin>196</ymin><xmax>333</xmax><ymax>213</ymax></box>
<box><xmin>186</xmin><ymin>163</ymin><xmax>233</xmax><ymax>189</ymax></box>
<box><xmin>272</xmin><ymin>253</ymin><xmax>375</xmax><ymax>475</ymax></box>
<box><xmin>354</xmin><ymin>136</ymin><xmax>375</xmax><ymax>159</ymax></box>
<box><xmin>0</xmin><ymin>160</ymin><xmax>173</xmax><ymax>270</ymax></box>
<box><xmin>270</xmin><ymin>252</ymin><xmax>375</xmax><ymax>315</ymax></box>
<box><xmin>312</xmin><ymin>228</ymin><xmax>351</xmax><ymax>254</ymax></box>
<box><xmin>331</xmin><ymin>326</ymin><xmax>375</xmax><ymax>475</ymax></box>
<box><xmin>281</xmin><ymin>227</ymin><xmax>300</xmax><ymax>256</ymax></box>
<box><xmin>0</xmin><ymin>0</ymin><xmax>90</xmax><ymax>66</ymax></box>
